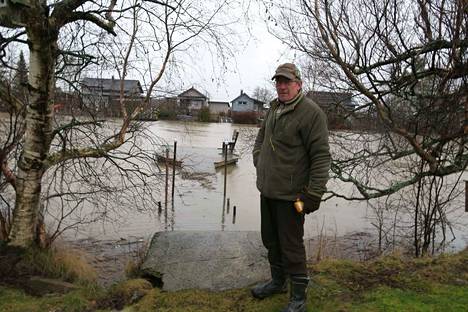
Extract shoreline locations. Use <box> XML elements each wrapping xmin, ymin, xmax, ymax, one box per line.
<box><xmin>63</xmin><ymin>231</ymin><xmax>383</xmax><ymax>287</ymax></box>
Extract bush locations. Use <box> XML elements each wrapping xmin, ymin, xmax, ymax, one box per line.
<box><xmin>157</xmin><ymin>108</ymin><xmax>177</xmax><ymax>120</ymax></box>
<box><xmin>198</xmin><ymin>106</ymin><xmax>211</xmax><ymax>122</ymax></box>
<box><xmin>96</xmin><ymin>278</ymin><xmax>153</xmax><ymax>310</ymax></box>
<box><xmin>231</xmin><ymin>111</ymin><xmax>258</xmax><ymax>124</ymax></box>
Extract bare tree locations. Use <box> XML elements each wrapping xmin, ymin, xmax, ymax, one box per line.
<box><xmin>0</xmin><ymin>0</ymin><xmax>239</xmax><ymax>247</ymax></box>
<box><xmin>264</xmin><ymin>0</ymin><xmax>467</xmax><ymax>255</ymax></box>
<box><xmin>252</xmin><ymin>85</ymin><xmax>275</xmax><ymax>104</ymax></box>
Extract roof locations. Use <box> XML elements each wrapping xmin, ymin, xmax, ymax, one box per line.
<box><xmin>178</xmin><ymin>87</ymin><xmax>207</xmax><ymax>99</ymax></box>
<box><xmin>231</xmin><ymin>93</ymin><xmax>265</xmax><ymax>105</ymax></box>
<box><xmin>81</xmin><ymin>78</ymin><xmax>143</xmax><ymax>94</ymax></box>
<box><xmin>306</xmin><ymin>91</ymin><xmax>354</xmax><ymax>109</ymax></box>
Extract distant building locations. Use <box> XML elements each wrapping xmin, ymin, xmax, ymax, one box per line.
<box><xmin>306</xmin><ymin>91</ymin><xmax>355</xmax><ymax>111</ymax></box>
<box><xmin>306</xmin><ymin>91</ymin><xmax>355</xmax><ymax>129</ymax></box>
<box><xmin>231</xmin><ymin>90</ymin><xmax>264</xmax><ymax>113</ymax></box>
<box><xmin>208</xmin><ymin>101</ymin><xmax>230</xmax><ymax>120</ymax></box>
<box><xmin>81</xmin><ymin>77</ymin><xmax>143</xmax><ymax>117</ymax></box>
<box><xmin>177</xmin><ymin>87</ymin><xmax>208</xmax><ymax>116</ymax></box>
<box><xmin>230</xmin><ymin>90</ymin><xmax>265</xmax><ymax>124</ymax></box>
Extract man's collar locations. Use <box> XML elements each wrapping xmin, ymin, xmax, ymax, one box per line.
<box><xmin>270</xmin><ymin>91</ymin><xmax>303</xmax><ymax>112</ymax></box>
<box><xmin>282</xmin><ymin>91</ymin><xmax>303</xmax><ymax>105</ymax></box>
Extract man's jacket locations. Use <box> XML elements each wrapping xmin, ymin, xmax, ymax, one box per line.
<box><xmin>253</xmin><ymin>92</ymin><xmax>331</xmax><ymax>201</ymax></box>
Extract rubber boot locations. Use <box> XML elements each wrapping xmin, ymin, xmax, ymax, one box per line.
<box><xmin>251</xmin><ymin>265</ymin><xmax>287</xmax><ymax>299</ymax></box>
<box><xmin>281</xmin><ymin>275</ymin><xmax>308</xmax><ymax>312</ymax></box>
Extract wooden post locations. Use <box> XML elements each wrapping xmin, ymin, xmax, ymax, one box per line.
<box><xmin>465</xmin><ymin>181</ymin><xmax>467</xmax><ymax>212</ymax></box>
<box><xmin>232</xmin><ymin>205</ymin><xmax>236</xmax><ymax>224</ymax></box>
<box><xmin>165</xmin><ymin>148</ymin><xmax>169</xmax><ymax>210</ymax></box>
<box><xmin>171</xmin><ymin>140</ymin><xmax>177</xmax><ymax>201</ymax></box>
<box><xmin>223</xmin><ymin>142</ymin><xmax>227</xmax><ymax>200</ymax></box>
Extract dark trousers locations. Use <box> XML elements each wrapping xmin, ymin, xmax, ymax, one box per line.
<box><xmin>260</xmin><ymin>195</ymin><xmax>307</xmax><ymax>275</ymax></box>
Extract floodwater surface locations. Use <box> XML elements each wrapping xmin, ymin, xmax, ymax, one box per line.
<box><xmin>62</xmin><ymin>120</ymin><xmax>468</xmax><ymax>251</ymax></box>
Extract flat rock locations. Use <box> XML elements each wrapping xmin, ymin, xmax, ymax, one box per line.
<box><xmin>140</xmin><ymin>231</ymin><xmax>269</xmax><ymax>291</ymax></box>
<box><xmin>28</xmin><ymin>277</ymin><xmax>78</xmax><ymax>296</ymax></box>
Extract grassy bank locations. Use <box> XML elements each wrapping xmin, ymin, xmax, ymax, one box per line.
<box><xmin>0</xmin><ymin>248</ymin><xmax>467</xmax><ymax>311</ymax></box>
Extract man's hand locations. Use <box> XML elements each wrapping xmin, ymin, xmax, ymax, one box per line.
<box><xmin>298</xmin><ymin>192</ymin><xmax>321</xmax><ymax>214</ymax></box>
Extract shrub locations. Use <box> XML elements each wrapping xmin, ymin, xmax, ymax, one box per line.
<box><xmin>231</xmin><ymin>111</ymin><xmax>258</xmax><ymax>124</ymax></box>
<box><xmin>198</xmin><ymin>106</ymin><xmax>211</xmax><ymax>122</ymax></box>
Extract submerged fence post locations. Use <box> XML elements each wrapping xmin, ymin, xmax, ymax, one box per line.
<box><xmin>165</xmin><ymin>147</ymin><xmax>169</xmax><ymax>210</ymax></box>
<box><xmin>232</xmin><ymin>205</ymin><xmax>236</xmax><ymax>224</ymax></box>
<box><xmin>465</xmin><ymin>180</ymin><xmax>467</xmax><ymax>212</ymax></box>
<box><xmin>223</xmin><ymin>142</ymin><xmax>227</xmax><ymax>200</ymax></box>
<box><xmin>172</xmin><ymin>140</ymin><xmax>177</xmax><ymax>201</ymax></box>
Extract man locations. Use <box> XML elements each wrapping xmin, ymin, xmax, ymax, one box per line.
<box><xmin>251</xmin><ymin>63</ymin><xmax>331</xmax><ymax>312</ymax></box>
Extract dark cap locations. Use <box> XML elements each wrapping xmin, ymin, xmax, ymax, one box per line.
<box><xmin>271</xmin><ymin>63</ymin><xmax>301</xmax><ymax>81</ymax></box>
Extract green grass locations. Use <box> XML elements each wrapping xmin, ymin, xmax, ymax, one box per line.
<box><xmin>0</xmin><ymin>286</ymin><xmax>94</xmax><ymax>312</ymax></box>
<box><xmin>348</xmin><ymin>284</ymin><xmax>468</xmax><ymax>312</ymax></box>
<box><xmin>0</xmin><ymin>249</ymin><xmax>466</xmax><ymax>311</ymax></box>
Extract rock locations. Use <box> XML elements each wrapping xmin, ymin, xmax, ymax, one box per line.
<box><xmin>140</xmin><ymin>231</ymin><xmax>269</xmax><ymax>291</ymax></box>
<box><xmin>453</xmin><ymin>278</ymin><xmax>468</xmax><ymax>286</ymax></box>
<box><xmin>27</xmin><ymin>276</ymin><xmax>78</xmax><ymax>296</ymax></box>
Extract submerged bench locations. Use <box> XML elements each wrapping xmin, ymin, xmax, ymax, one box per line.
<box><xmin>140</xmin><ymin>231</ymin><xmax>269</xmax><ymax>291</ymax></box>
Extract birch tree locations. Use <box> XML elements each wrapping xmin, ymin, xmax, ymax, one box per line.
<box><xmin>0</xmin><ymin>0</ymin><xmax>238</xmax><ymax>247</ymax></box>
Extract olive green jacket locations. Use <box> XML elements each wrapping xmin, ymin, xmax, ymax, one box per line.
<box><xmin>253</xmin><ymin>92</ymin><xmax>331</xmax><ymax>201</ymax></box>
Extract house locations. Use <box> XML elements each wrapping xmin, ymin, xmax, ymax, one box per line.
<box><xmin>177</xmin><ymin>87</ymin><xmax>208</xmax><ymax>116</ymax></box>
<box><xmin>230</xmin><ymin>90</ymin><xmax>265</xmax><ymax>124</ymax></box>
<box><xmin>81</xmin><ymin>77</ymin><xmax>143</xmax><ymax>117</ymax></box>
<box><xmin>306</xmin><ymin>91</ymin><xmax>355</xmax><ymax>111</ymax></box>
<box><xmin>208</xmin><ymin>101</ymin><xmax>230</xmax><ymax>121</ymax></box>
<box><xmin>306</xmin><ymin>91</ymin><xmax>355</xmax><ymax>129</ymax></box>
<box><xmin>231</xmin><ymin>90</ymin><xmax>264</xmax><ymax>113</ymax></box>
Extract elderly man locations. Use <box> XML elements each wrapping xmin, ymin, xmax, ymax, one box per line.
<box><xmin>251</xmin><ymin>63</ymin><xmax>331</xmax><ymax>312</ymax></box>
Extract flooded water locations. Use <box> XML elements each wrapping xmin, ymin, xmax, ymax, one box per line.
<box><xmin>62</xmin><ymin>120</ymin><xmax>468</xmax><ymax>252</ymax></box>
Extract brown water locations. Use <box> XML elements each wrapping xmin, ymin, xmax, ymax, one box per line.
<box><xmin>61</xmin><ymin>120</ymin><xmax>468</xmax><ymax>252</ymax></box>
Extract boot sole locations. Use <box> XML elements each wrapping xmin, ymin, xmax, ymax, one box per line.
<box><xmin>251</xmin><ymin>288</ymin><xmax>287</xmax><ymax>300</ymax></box>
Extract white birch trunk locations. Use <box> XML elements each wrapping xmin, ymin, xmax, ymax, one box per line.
<box><xmin>9</xmin><ymin>26</ymin><xmax>57</xmax><ymax>247</ymax></box>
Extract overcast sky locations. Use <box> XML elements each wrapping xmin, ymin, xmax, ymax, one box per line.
<box><xmin>193</xmin><ymin>28</ymin><xmax>287</xmax><ymax>101</ymax></box>
<box><xmin>174</xmin><ymin>8</ymin><xmax>295</xmax><ymax>102</ymax></box>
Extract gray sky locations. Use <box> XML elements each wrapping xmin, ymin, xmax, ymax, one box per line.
<box><xmin>174</xmin><ymin>7</ymin><xmax>295</xmax><ymax>102</ymax></box>
<box><xmin>189</xmin><ymin>25</ymin><xmax>288</xmax><ymax>102</ymax></box>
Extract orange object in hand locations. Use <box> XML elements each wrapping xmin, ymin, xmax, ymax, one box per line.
<box><xmin>294</xmin><ymin>198</ymin><xmax>304</xmax><ymax>214</ymax></box>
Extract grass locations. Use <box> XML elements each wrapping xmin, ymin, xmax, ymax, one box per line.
<box><xmin>0</xmin><ymin>247</ymin><xmax>466</xmax><ymax>312</ymax></box>
<box><xmin>0</xmin><ymin>286</ymin><xmax>97</xmax><ymax>312</ymax></box>
<box><xmin>7</xmin><ymin>244</ymin><xmax>97</xmax><ymax>285</ymax></box>
<box><xmin>125</xmin><ymin>248</ymin><xmax>468</xmax><ymax>312</ymax></box>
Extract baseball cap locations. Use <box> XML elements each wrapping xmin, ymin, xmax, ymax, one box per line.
<box><xmin>271</xmin><ymin>63</ymin><xmax>302</xmax><ymax>81</ymax></box>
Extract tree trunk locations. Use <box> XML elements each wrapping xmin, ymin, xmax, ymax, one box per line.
<box><xmin>9</xmin><ymin>23</ymin><xmax>57</xmax><ymax>247</ymax></box>
<box><xmin>0</xmin><ymin>213</ymin><xmax>8</xmax><ymax>241</ymax></box>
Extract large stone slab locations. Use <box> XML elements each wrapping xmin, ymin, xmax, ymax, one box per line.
<box><xmin>140</xmin><ymin>231</ymin><xmax>269</xmax><ymax>291</ymax></box>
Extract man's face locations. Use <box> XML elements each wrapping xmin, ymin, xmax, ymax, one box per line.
<box><xmin>275</xmin><ymin>76</ymin><xmax>302</xmax><ymax>102</ymax></box>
